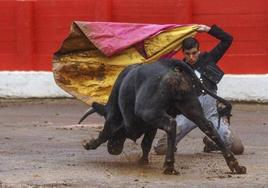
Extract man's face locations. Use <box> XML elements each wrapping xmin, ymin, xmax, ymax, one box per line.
<box><xmin>183</xmin><ymin>47</ymin><xmax>200</xmax><ymax>65</ymax></box>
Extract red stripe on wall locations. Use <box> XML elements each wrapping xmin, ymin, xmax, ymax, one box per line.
<box><xmin>220</xmin><ymin>55</ymin><xmax>268</xmax><ymax>74</ymax></box>
<box><xmin>0</xmin><ymin>0</ymin><xmax>267</xmax><ymax>74</ymax></box>
<box><xmin>193</xmin><ymin>0</ymin><xmax>268</xmax><ymax>14</ymax></box>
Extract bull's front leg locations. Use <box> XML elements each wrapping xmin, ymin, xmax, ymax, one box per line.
<box><xmin>136</xmin><ymin>109</ymin><xmax>178</xmax><ymax>175</ymax></box>
<box><xmin>200</xmin><ymin>121</ymin><xmax>246</xmax><ymax>174</ymax></box>
<box><xmin>138</xmin><ymin>129</ymin><xmax>157</xmax><ymax>165</ymax></box>
<box><xmin>179</xmin><ymin>97</ymin><xmax>246</xmax><ymax>174</ymax></box>
<box><xmin>107</xmin><ymin>124</ymin><xmax>126</xmax><ymax>155</ymax></box>
<box><xmin>162</xmin><ymin>118</ymin><xmax>179</xmax><ymax>175</ymax></box>
<box><xmin>82</xmin><ymin>130</ymin><xmax>107</xmax><ymax>150</ymax></box>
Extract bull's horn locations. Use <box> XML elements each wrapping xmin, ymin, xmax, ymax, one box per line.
<box><xmin>78</xmin><ymin>107</ymin><xmax>96</xmax><ymax>124</ymax></box>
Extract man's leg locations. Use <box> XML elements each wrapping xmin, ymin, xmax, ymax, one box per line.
<box><xmin>202</xmin><ymin>94</ymin><xmax>244</xmax><ymax>155</ymax></box>
<box><xmin>203</xmin><ymin>117</ymin><xmax>244</xmax><ymax>155</ymax></box>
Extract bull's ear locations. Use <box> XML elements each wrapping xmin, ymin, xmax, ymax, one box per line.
<box><xmin>174</xmin><ymin>67</ymin><xmax>182</xmax><ymax>72</ymax></box>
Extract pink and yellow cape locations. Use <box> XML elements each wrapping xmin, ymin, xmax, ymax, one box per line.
<box><xmin>52</xmin><ymin>22</ymin><xmax>197</xmax><ymax>105</ymax></box>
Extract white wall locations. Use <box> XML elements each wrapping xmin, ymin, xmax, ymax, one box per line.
<box><xmin>218</xmin><ymin>74</ymin><xmax>268</xmax><ymax>102</ymax></box>
<box><xmin>0</xmin><ymin>72</ymin><xmax>267</xmax><ymax>102</ymax></box>
<box><xmin>0</xmin><ymin>71</ymin><xmax>71</xmax><ymax>98</ymax></box>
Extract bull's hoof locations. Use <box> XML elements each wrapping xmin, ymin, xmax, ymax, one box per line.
<box><xmin>235</xmin><ymin>165</ymin><xmax>247</xmax><ymax>174</ymax></box>
<box><xmin>163</xmin><ymin>167</ymin><xmax>179</xmax><ymax>175</ymax></box>
<box><xmin>107</xmin><ymin>146</ymin><xmax>123</xmax><ymax>155</ymax></box>
<box><xmin>137</xmin><ymin>157</ymin><xmax>149</xmax><ymax>165</ymax></box>
<box><xmin>82</xmin><ymin>139</ymin><xmax>99</xmax><ymax>150</ymax></box>
<box><xmin>227</xmin><ymin>159</ymin><xmax>247</xmax><ymax>174</ymax></box>
<box><xmin>107</xmin><ymin>138</ymin><xmax>125</xmax><ymax>155</ymax></box>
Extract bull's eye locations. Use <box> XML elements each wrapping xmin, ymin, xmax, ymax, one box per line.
<box><xmin>174</xmin><ymin>67</ymin><xmax>181</xmax><ymax>72</ymax></box>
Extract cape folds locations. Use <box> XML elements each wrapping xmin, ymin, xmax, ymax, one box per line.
<box><xmin>52</xmin><ymin>21</ymin><xmax>197</xmax><ymax>105</ymax></box>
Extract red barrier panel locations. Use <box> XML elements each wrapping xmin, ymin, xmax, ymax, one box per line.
<box><xmin>0</xmin><ymin>0</ymin><xmax>267</xmax><ymax>73</ymax></box>
<box><xmin>16</xmin><ymin>0</ymin><xmax>35</xmax><ymax>70</ymax></box>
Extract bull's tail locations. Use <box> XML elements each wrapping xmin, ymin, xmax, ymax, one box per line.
<box><xmin>78</xmin><ymin>102</ymin><xmax>106</xmax><ymax>124</ymax></box>
<box><xmin>78</xmin><ymin>107</ymin><xmax>96</xmax><ymax>124</ymax></box>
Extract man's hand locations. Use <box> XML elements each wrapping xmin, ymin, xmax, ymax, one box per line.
<box><xmin>196</xmin><ymin>24</ymin><xmax>211</xmax><ymax>32</ymax></box>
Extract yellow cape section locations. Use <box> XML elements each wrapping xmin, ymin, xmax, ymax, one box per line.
<box><xmin>52</xmin><ymin>23</ymin><xmax>197</xmax><ymax>105</ymax></box>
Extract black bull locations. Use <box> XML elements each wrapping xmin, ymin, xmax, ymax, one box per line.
<box><xmin>79</xmin><ymin>59</ymin><xmax>246</xmax><ymax>175</ymax></box>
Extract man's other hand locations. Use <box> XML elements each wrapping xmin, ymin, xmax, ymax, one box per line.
<box><xmin>196</xmin><ymin>24</ymin><xmax>211</xmax><ymax>32</ymax></box>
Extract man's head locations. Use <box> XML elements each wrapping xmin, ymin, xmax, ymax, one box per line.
<box><xmin>182</xmin><ymin>37</ymin><xmax>200</xmax><ymax>65</ymax></box>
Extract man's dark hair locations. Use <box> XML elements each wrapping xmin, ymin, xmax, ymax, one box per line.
<box><xmin>182</xmin><ymin>37</ymin><xmax>199</xmax><ymax>51</ymax></box>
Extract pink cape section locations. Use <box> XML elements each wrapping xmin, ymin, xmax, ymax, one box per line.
<box><xmin>79</xmin><ymin>22</ymin><xmax>184</xmax><ymax>57</ymax></box>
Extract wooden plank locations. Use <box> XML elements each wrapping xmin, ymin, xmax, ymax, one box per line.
<box><xmin>195</xmin><ymin>26</ymin><xmax>268</xmax><ymax>41</ymax></box>
<box><xmin>34</xmin><ymin>15</ymin><xmax>93</xmax><ymax>28</ymax></box>
<box><xmin>193</xmin><ymin>14</ymin><xmax>268</xmax><ymax>27</ymax></box>
<box><xmin>0</xmin><ymin>42</ymin><xmax>16</xmax><ymax>53</ymax></box>
<box><xmin>199</xmin><ymin>41</ymin><xmax>268</xmax><ymax>55</ymax></box>
<box><xmin>35</xmin><ymin>42</ymin><xmax>63</xmax><ymax>54</ymax></box>
<box><xmin>35</xmin><ymin>55</ymin><xmax>53</xmax><ymax>71</ymax></box>
<box><xmin>35</xmin><ymin>0</ymin><xmax>96</xmax><ymax>16</ymax></box>
<box><xmin>220</xmin><ymin>55</ymin><xmax>268</xmax><ymax>74</ymax></box>
<box><xmin>193</xmin><ymin>0</ymin><xmax>268</xmax><ymax>14</ymax></box>
<box><xmin>112</xmin><ymin>0</ymin><xmax>178</xmax><ymax>23</ymax></box>
<box><xmin>0</xmin><ymin>28</ymin><xmax>16</xmax><ymax>41</ymax></box>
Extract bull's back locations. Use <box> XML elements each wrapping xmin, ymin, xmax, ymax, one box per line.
<box><xmin>118</xmin><ymin>59</ymin><xmax>180</xmax><ymax>111</ymax></box>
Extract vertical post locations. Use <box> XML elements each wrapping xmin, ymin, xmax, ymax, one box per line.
<box><xmin>16</xmin><ymin>0</ymin><xmax>35</xmax><ymax>70</ymax></box>
<box><xmin>173</xmin><ymin>0</ymin><xmax>193</xmax><ymax>23</ymax></box>
<box><xmin>94</xmin><ymin>0</ymin><xmax>112</xmax><ymax>21</ymax></box>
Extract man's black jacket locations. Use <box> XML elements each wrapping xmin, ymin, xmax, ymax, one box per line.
<box><xmin>188</xmin><ymin>25</ymin><xmax>233</xmax><ymax>91</ymax></box>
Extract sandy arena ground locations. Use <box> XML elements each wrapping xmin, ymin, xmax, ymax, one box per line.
<box><xmin>0</xmin><ymin>99</ymin><xmax>268</xmax><ymax>187</ymax></box>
